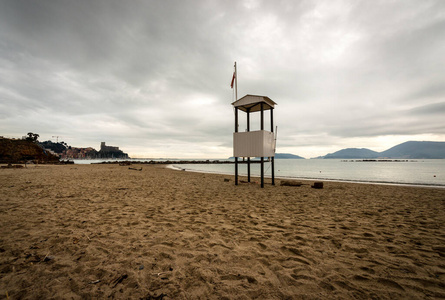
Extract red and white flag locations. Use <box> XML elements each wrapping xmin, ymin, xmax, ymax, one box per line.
<box><xmin>230</xmin><ymin>72</ymin><xmax>235</xmax><ymax>88</ymax></box>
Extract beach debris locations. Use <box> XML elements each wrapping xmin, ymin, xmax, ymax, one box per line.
<box><xmin>240</xmin><ymin>180</ymin><xmax>257</xmax><ymax>184</ymax></box>
<box><xmin>138</xmin><ymin>264</ymin><xmax>144</xmax><ymax>270</ymax></box>
<box><xmin>110</xmin><ymin>274</ymin><xmax>128</xmax><ymax>288</ymax></box>
<box><xmin>129</xmin><ymin>167</ymin><xmax>142</xmax><ymax>171</ymax></box>
<box><xmin>311</xmin><ymin>182</ymin><xmax>324</xmax><ymax>189</ymax></box>
<box><xmin>89</xmin><ymin>279</ymin><xmax>101</xmax><ymax>284</ymax></box>
<box><xmin>43</xmin><ymin>255</ymin><xmax>55</xmax><ymax>262</ymax></box>
<box><xmin>25</xmin><ymin>252</ymin><xmax>55</xmax><ymax>265</ymax></box>
<box><xmin>25</xmin><ymin>253</ymin><xmax>41</xmax><ymax>263</ymax></box>
<box><xmin>73</xmin><ymin>237</ymin><xmax>79</xmax><ymax>244</ymax></box>
<box><xmin>42</xmin><ymin>252</ymin><xmax>50</xmax><ymax>260</ymax></box>
<box><xmin>280</xmin><ymin>180</ymin><xmax>303</xmax><ymax>187</ymax></box>
<box><xmin>224</xmin><ymin>178</ymin><xmax>230</xmax><ymax>182</ymax></box>
<box><xmin>119</xmin><ymin>161</ymin><xmax>131</xmax><ymax>166</ymax></box>
<box><xmin>1</xmin><ymin>163</ymin><xmax>24</xmax><ymax>169</ymax></box>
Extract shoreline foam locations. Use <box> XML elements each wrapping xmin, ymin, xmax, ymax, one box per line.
<box><xmin>172</xmin><ymin>164</ymin><xmax>445</xmax><ymax>189</ymax></box>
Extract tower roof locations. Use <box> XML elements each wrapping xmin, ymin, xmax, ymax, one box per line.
<box><xmin>231</xmin><ymin>94</ymin><xmax>276</xmax><ymax>112</ymax></box>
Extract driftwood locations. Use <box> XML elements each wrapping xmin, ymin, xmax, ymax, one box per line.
<box><xmin>110</xmin><ymin>274</ymin><xmax>128</xmax><ymax>288</ymax></box>
<box><xmin>240</xmin><ymin>180</ymin><xmax>257</xmax><ymax>184</ymax></box>
<box><xmin>1</xmin><ymin>163</ymin><xmax>24</xmax><ymax>169</ymax></box>
<box><xmin>128</xmin><ymin>167</ymin><xmax>142</xmax><ymax>171</ymax></box>
<box><xmin>311</xmin><ymin>182</ymin><xmax>324</xmax><ymax>189</ymax></box>
<box><xmin>280</xmin><ymin>180</ymin><xmax>303</xmax><ymax>186</ymax></box>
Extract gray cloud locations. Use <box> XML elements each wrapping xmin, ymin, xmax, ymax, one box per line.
<box><xmin>409</xmin><ymin>102</ymin><xmax>445</xmax><ymax>116</ymax></box>
<box><xmin>1</xmin><ymin>0</ymin><xmax>444</xmax><ymax>158</ymax></box>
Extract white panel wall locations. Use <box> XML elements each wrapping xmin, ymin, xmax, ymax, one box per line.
<box><xmin>233</xmin><ymin>130</ymin><xmax>275</xmax><ymax>157</ymax></box>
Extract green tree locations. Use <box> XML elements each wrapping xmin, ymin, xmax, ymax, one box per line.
<box><xmin>26</xmin><ymin>132</ymin><xmax>39</xmax><ymax>142</ymax></box>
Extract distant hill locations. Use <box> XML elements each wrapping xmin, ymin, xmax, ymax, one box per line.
<box><xmin>275</xmin><ymin>153</ymin><xmax>305</xmax><ymax>159</ymax></box>
<box><xmin>41</xmin><ymin>140</ymin><xmax>67</xmax><ymax>154</ymax></box>
<box><xmin>0</xmin><ymin>138</ymin><xmax>60</xmax><ymax>163</ymax></box>
<box><xmin>380</xmin><ymin>141</ymin><xmax>445</xmax><ymax>159</ymax></box>
<box><xmin>322</xmin><ymin>148</ymin><xmax>380</xmax><ymax>159</ymax></box>
<box><xmin>315</xmin><ymin>141</ymin><xmax>445</xmax><ymax>159</ymax></box>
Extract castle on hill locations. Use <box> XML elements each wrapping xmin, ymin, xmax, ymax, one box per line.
<box><xmin>61</xmin><ymin>142</ymin><xmax>129</xmax><ymax>159</ymax></box>
<box><xmin>100</xmin><ymin>142</ymin><xmax>120</xmax><ymax>152</ymax></box>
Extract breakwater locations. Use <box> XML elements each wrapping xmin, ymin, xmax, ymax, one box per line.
<box><xmin>93</xmin><ymin>159</ymin><xmax>266</xmax><ymax>165</ymax></box>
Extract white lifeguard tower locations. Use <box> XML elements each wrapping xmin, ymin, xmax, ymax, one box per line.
<box><xmin>232</xmin><ymin>94</ymin><xmax>277</xmax><ymax>188</ymax></box>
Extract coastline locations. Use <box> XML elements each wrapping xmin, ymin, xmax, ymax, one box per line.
<box><xmin>1</xmin><ymin>164</ymin><xmax>444</xmax><ymax>299</ymax></box>
<box><xmin>170</xmin><ymin>164</ymin><xmax>445</xmax><ymax>189</ymax></box>
<box><xmin>72</xmin><ymin>158</ymin><xmax>445</xmax><ymax>188</ymax></box>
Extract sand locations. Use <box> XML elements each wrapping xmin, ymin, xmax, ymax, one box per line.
<box><xmin>0</xmin><ymin>164</ymin><xmax>444</xmax><ymax>299</ymax></box>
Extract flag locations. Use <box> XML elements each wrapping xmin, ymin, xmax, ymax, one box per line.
<box><xmin>230</xmin><ymin>72</ymin><xmax>235</xmax><ymax>88</ymax></box>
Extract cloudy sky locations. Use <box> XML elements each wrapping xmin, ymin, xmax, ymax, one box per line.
<box><xmin>1</xmin><ymin>0</ymin><xmax>444</xmax><ymax>158</ymax></box>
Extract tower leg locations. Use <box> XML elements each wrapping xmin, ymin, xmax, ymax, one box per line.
<box><xmin>271</xmin><ymin>157</ymin><xmax>275</xmax><ymax>185</ymax></box>
<box><xmin>235</xmin><ymin>157</ymin><xmax>238</xmax><ymax>185</ymax></box>
<box><xmin>247</xmin><ymin>157</ymin><xmax>251</xmax><ymax>182</ymax></box>
<box><xmin>261</xmin><ymin>157</ymin><xmax>264</xmax><ymax>188</ymax></box>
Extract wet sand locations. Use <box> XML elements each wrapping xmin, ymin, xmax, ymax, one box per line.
<box><xmin>1</xmin><ymin>164</ymin><xmax>444</xmax><ymax>299</ymax></box>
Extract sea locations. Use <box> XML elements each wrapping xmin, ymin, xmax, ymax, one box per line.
<box><xmin>73</xmin><ymin>158</ymin><xmax>445</xmax><ymax>188</ymax></box>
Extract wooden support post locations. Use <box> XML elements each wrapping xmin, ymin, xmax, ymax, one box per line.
<box><xmin>247</xmin><ymin>159</ymin><xmax>251</xmax><ymax>182</ymax></box>
<box><xmin>247</xmin><ymin>108</ymin><xmax>250</xmax><ymax>182</ymax></box>
<box><xmin>270</xmin><ymin>108</ymin><xmax>274</xmax><ymax>132</ymax></box>
<box><xmin>235</xmin><ymin>107</ymin><xmax>238</xmax><ymax>132</ymax></box>
<box><xmin>271</xmin><ymin>157</ymin><xmax>275</xmax><ymax>186</ymax></box>
<box><xmin>261</xmin><ymin>157</ymin><xmax>264</xmax><ymax>188</ymax></box>
<box><xmin>235</xmin><ymin>107</ymin><xmax>238</xmax><ymax>185</ymax></box>
<box><xmin>247</xmin><ymin>108</ymin><xmax>250</xmax><ymax>131</ymax></box>
<box><xmin>235</xmin><ymin>157</ymin><xmax>238</xmax><ymax>185</ymax></box>
<box><xmin>271</xmin><ymin>108</ymin><xmax>275</xmax><ymax>185</ymax></box>
<box><xmin>260</xmin><ymin>103</ymin><xmax>264</xmax><ymax>130</ymax></box>
<box><xmin>260</xmin><ymin>103</ymin><xmax>264</xmax><ymax>188</ymax></box>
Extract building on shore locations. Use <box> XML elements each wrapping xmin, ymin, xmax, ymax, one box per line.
<box><xmin>98</xmin><ymin>142</ymin><xmax>128</xmax><ymax>159</ymax></box>
<box><xmin>61</xmin><ymin>147</ymin><xmax>98</xmax><ymax>159</ymax></box>
<box><xmin>61</xmin><ymin>142</ymin><xmax>128</xmax><ymax>159</ymax></box>
<box><xmin>100</xmin><ymin>142</ymin><xmax>120</xmax><ymax>152</ymax></box>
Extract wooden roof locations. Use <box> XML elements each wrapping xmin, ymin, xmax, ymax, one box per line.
<box><xmin>231</xmin><ymin>94</ymin><xmax>276</xmax><ymax>112</ymax></box>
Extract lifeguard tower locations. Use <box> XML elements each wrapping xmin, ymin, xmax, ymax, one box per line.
<box><xmin>232</xmin><ymin>94</ymin><xmax>277</xmax><ymax>188</ymax></box>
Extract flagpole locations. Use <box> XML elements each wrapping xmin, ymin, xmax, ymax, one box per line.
<box><xmin>233</xmin><ymin>61</ymin><xmax>238</xmax><ymax>186</ymax></box>
<box><xmin>234</xmin><ymin>61</ymin><xmax>237</xmax><ymax>100</ymax></box>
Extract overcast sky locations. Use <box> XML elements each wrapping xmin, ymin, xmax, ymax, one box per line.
<box><xmin>1</xmin><ymin>0</ymin><xmax>444</xmax><ymax>158</ymax></box>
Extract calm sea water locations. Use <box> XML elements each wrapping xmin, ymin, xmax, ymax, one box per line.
<box><xmin>175</xmin><ymin>159</ymin><xmax>445</xmax><ymax>188</ymax></box>
<box><xmin>72</xmin><ymin>158</ymin><xmax>445</xmax><ymax>187</ymax></box>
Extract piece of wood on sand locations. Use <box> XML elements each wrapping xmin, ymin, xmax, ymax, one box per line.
<box><xmin>280</xmin><ymin>180</ymin><xmax>303</xmax><ymax>186</ymax></box>
<box><xmin>311</xmin><ymin>182</ymin><xmax>324</xmax><ymax>189</ymax></box>
<box><xmin>128</xmin><ymin>167</ymin><xmax>142</xmax><ymax>171</ymax></box>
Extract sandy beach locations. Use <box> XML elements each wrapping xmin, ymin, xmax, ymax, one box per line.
<box><xmin>0</xmin><ymin>164</ymin><xmax>444</xmax><ymax>299</ymax></box>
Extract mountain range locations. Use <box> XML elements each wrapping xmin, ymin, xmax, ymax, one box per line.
<box><xmin>229</xmin><ymin>153</ymin><xmax>305</xmax><ymax>159</ymax></box>
<box><xmin>314</xmin><ymin>141</ymin><xmax>445</xmax><ymax>159</ymax></box>
<box><xmin>275</xmin><ymin>153</ymin><xmax>305</xmax><ymax>159</ymax></box>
